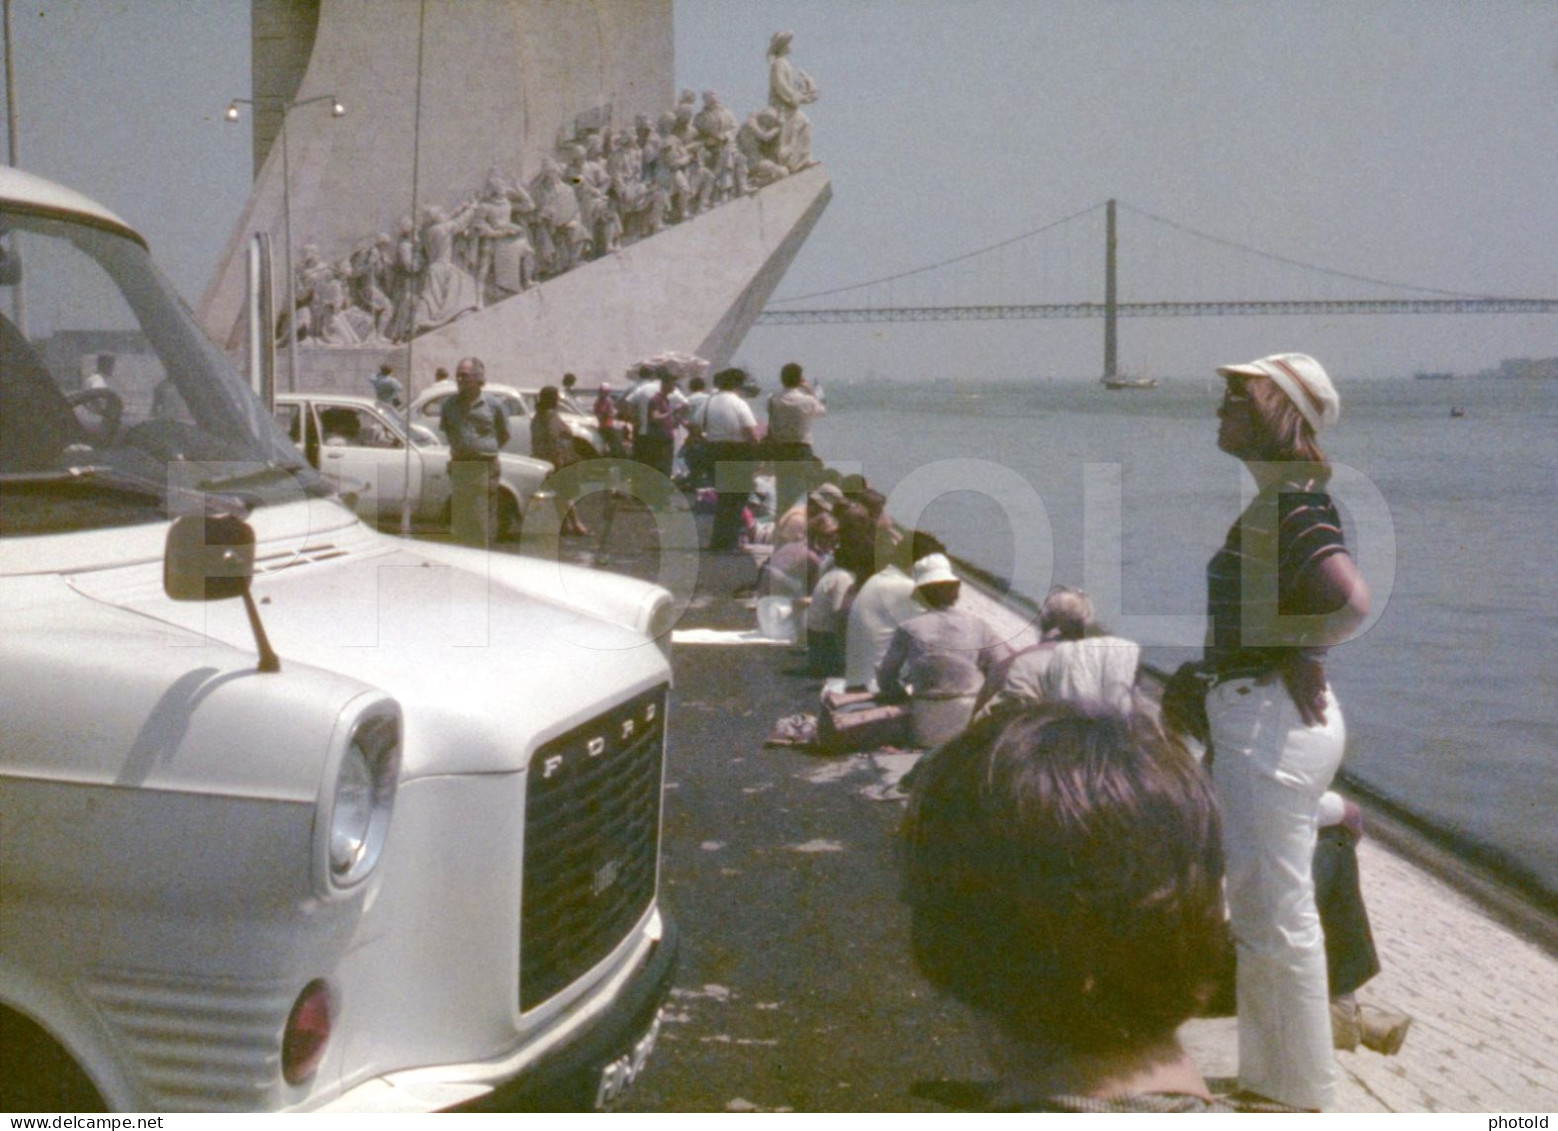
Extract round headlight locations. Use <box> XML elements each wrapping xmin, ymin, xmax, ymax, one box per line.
<box><xmin>329</xmin><ymin>743</ymin><xmax>375</xmax><ymax>877</ymax></box>
<box><xmin>324</xmin><ymin>710</ymin><xmax>399</xmax><ymax>889</ymax></box>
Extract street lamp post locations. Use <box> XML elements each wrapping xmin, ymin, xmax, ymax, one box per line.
<box><xmin>226</xmin><ymin>94</ymin><xmax>344</xmax><ymax>393</ymax></box>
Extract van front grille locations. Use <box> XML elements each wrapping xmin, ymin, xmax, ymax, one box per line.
<box><xmin>519</xmin><ymin>685</ymin><xmax>666</xmax><ymax>1011</ymax></box>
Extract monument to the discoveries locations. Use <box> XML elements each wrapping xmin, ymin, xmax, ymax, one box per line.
<box><xmin>198</xmin><ymin>0</ymin><xmax>830</xmax><ymax>394</ymax></box>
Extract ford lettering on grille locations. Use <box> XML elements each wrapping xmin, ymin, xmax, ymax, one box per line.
<box><xmin>520</xmin><ymin>686</ymin><xmax>666</xmax><ymax>1011</ymax></box>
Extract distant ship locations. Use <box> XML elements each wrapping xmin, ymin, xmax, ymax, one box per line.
<box><xmin>1415</xmin><ymin>371</ymin><xmax>1455</xmax><ymax>381</ymax></box>
<box><xmin>1101</xmin><ymin>374</ymin><xmax>1158</xmax><ymax>390</ymax></box>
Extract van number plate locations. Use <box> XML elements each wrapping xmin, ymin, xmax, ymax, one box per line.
<box><xmin>594</xmin><ymin>1012</ymin><xmax>661</xmax><ymax>1108</ymax></box>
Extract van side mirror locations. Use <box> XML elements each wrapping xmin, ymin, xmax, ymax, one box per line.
<box><xmin>164</xmin><ymin>513</ymin><xmax>280</xmax><ymax>673</ymax></box>
<box><xmin>165</xmin><ymin>513</ymin><xmax>255</xmax><ymax>601</ymax></box>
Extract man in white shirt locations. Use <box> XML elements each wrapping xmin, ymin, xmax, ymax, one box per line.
<box><xmin>765</xmin><ymin>360</ymin><xmax>826</xmax><ymax>513</ymax></box>
<box><xmin>844</xmin><ymin>530</ymin><xmax>946</xmax><ymax>690</ymax></box>
<box><xmin>700</xmin><ymin>367</ymin><xmax>760</xmax><ymax>550</ymax></box>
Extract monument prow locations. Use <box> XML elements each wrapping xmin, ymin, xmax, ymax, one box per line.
<box><xmin>198</xmin><ymin>0</ymin><xmax>830</xmax><ymax>393</ymax></box>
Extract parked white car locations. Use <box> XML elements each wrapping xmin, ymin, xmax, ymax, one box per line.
<box><xmin>274</xmin><ymin>393</ymin><xmax>551</xmax><ymax>540</ymax></box>
<box><xmin>410</xmin><ymin>382</ymin><xmax>605</xmax><ymax>461</ymax></box>
<box><xmin>0</xmin><ymin>165</ymin><xmax>677</xmax><ymax>1112</ymax></box>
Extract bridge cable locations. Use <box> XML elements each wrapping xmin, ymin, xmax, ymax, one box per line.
<box><xmin>768</xmin><ymin>202</ymin><xmax>1105</xmax><ymax>305</ymax></box>
<box><xmin>1115</xmin><ymin>201</ymin><xmax>1500</xmax><ymax>301</ymax></box>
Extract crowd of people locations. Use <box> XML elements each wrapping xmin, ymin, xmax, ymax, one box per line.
<box><xmin>438</xmin><ymin>344</ymin><xmax>1406</xmax><ymax>1110</ymax></box>
<box><xmin>739</xmin><ymin>351</ymin><xmax>1407</xmax><ymax>1111</ymax></box>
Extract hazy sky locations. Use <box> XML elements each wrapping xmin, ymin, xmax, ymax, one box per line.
<box><xmin>6</xmin><ymin>0</ymin><xmax>1556</xmax><ymax>382</ymax></box>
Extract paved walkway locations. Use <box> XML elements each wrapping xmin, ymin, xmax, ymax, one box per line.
<box><xmin>552</xmin><ymin>492</ymin><xmax>1558</xmax><ymax>1113</ymax></box>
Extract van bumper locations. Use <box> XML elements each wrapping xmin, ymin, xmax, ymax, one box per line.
<box><xmin>458</xmin><ymin>910</ymin><xmax>679</xmax><ymax>1111</ymax></box>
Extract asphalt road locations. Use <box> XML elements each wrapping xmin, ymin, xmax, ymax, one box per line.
<box><xmin>533</xmin><ymin>496</ymin><xmax>990</xmax><ymax>1112</ymax></box>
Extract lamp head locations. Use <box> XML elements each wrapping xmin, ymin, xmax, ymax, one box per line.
<box><xmin>225</xmin><ymin>102</ymin><xmax>241</xmax><ymax>123</ymax></box>
<box><xmin>331</xmin><ymin>100</ymin><xmax>346</xmax><ymax>118</ymax></box>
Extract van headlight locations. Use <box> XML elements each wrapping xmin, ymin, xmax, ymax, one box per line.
<box><xmin>319</xmin><ymin>703</ymin><xmax>400</xmax><ymax>892</ymax></box>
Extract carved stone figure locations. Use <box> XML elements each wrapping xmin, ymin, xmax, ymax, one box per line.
<box><xmin>650</xmin><ymin>113</ymin><xmax>693</xmax><ymax>223</ymax></box>
<box><xmin>297</xmin><ymin>244</ymin><xmax>360</xmax><ymax>346</ymax></box>
<box><xmin>413</xmin><ymin>203</ymin><xmax>480</xmax><ymax>334</ymax></box>
<box><xmin>470</xmin><ymin>172</ymin><xmax>535</xmax><ymax>305</ymax></box>
<box><xmin>710</xmin><ymin>136</ymin><xmax>747</xmax><ymax>203</ymax></box>
<box><xmin>673</xmin><ymin>88</ymin><xmax>699</xmax><ymax>146</ymax></box>
<box><xmin>767</xmin><ymin>30</ymin><xmax>818</xmax><ymax>173</ymax></box>
<box><xmin>387</xmin><ymin>214</ymin><xmax>423</xmax><ymax>342</ymax></box>
<box><xmin>529</xmin><ymin>157</ymin><xmax>586</xmax><ymax>276</ymax></box>
<box><xmin>737</xmin><ymin>108</ymin><xmax>787</xmax><ymax>189</ymax></box>
<box><xmin>348</xmin><ymin>235</ymin><xmax>395</xmax><ymax>339</ymax></box>
<box><xmin>693</xmin><ymin>90</ymin><xmax>738</xmax><ymax>154</ymax></box>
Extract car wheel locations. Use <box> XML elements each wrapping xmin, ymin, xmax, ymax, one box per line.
<box><xmin>0</xmin><ymin>1009</ymin><xmax>106</xmax><ymax>1112</ymax></box>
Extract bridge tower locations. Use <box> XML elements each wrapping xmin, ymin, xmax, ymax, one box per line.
<box><xmin>1103</xmin><ymin>197</ymin><xmax>1118</xmax><ymax>382</ymax></box>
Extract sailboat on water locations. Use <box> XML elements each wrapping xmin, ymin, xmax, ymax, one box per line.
<box><xmin>1101</xmin><ymin>373</ymin><xmax>1158</xmax><ymax>390</ymax></box>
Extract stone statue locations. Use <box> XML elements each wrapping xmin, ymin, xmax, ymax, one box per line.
<box><xmin>387</xmin><ymin>214</ymin><xmax>423</xmax><ymax>342</ymax></box>
<box><xmin>348</xmin><ymin>235</ymin><xmax>395</xmax><ymax>339</ymax></box>
<box><xmin>767</xmin><ymin>30</ymin><xmax>818</xmax><ymax>173</ymax></box>
<box><xmin>693</xmin><ymin>90</ymin><xmax>738</xmax><ymax>154</ymax></box>
<box><xmin>529</xmin><ymin>157</ymin><xmax>587</xmax><ymax>276</ymax></box>
<box><xmin>737</xmin><ymin>108</ymin><xmax>787</xmax><ymax>189</ymax></box>
<box><xmin>673</xmin><ymin>88</ymin><xmax>699</xmax><ymax>146</ymax></box>
<box><xmin>413</xmin><ymin>202</ymin><xmax>480</xmax><ymax>334</ymax></box>
<box><xmin>650</xmin><ymin>113</ymin><xmax>693</xmax><ymax>223</ymax></box>
<box><xmin>251</xmin><ymin>54</ymin><xmax>802</xmax><ymax>352</ymax></box>
<box><xmin>469</xmin><ymin>171</ymin><xmax>535</xmax><ymax>305</ymax></box>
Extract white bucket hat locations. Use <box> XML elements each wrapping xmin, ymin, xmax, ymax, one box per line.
<box><xmin>912</xmin><ymin>553</ymin><xmax>958</xmax><ymax>588</ymax></box>
<box><xmin>1216</xmin><ymin>353</ymin><xmax>1340</xmax><ymax>433</ymax></box>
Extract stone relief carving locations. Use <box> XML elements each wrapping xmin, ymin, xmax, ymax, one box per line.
<box><xmin>285</xmin><ymin>38</ymin><xmax>820</xmax><ymax>348</ymax></box>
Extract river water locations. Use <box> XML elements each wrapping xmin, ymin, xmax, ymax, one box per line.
<box><xmin>809</xmin><ymin>376</ymin><xmax>1558</xmax><ymax>903</ymax></box>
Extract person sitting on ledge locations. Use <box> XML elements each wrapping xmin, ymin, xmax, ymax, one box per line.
<box><xmin>901</xmin><ymin>703</ymin><xmax>1298</xmax><ymax>1112</ymax></box>
<box><xmin>876</xmin><ymin>553</ymin><xmax>1011</xmax><ymax>749</ymax></box>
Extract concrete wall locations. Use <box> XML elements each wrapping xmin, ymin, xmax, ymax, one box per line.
<box><xmin>200</xmin><ymin>0</ymin><xmax>674</xmax><ymax>353</ymax></box>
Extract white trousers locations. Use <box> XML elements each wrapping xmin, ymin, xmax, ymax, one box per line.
<box><xmin>1208</xmin><ymin>676</ymin><xmax>1345</xmax><ymax>1111</ymax></box>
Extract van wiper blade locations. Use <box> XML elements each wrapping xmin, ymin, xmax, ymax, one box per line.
<box><xmin>196</xmin><ymin>460</ymin><xmax>312</xmax><ymax>491</ymax></box>
<box><xmin>0</xmin><ymin>464</ymin><xmax>165</xmax><ymax>498</ymax></box>
<box><xmin>0</xmin><ymin>465</ymin><xmax>253</xmax><ymax>517</ymax></box>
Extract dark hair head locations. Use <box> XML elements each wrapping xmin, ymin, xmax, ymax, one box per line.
<box><xmin>901</xmin><ymin>703</ymin><xmax>1227</xmax><ymax>1055</ymax></box>
<box><xmin>827</xmin><ymin>502</ymin><xmax>873</xmax><ymax>578</ymax></box>
<box><xmin>714</xmin><ymin>367</ymin><xmax>748</xmax><ymax>391</ymax></box>
<box><xmin>807</xmin><ymin>511</ymin><xmax>839</xmax><ymax>550</ymax></box>
<box><xmin>689</xmin><ymin>376</ymin><xmax>707</xmax><ymax>392</ymax></box>
<box><xmin>780</xmin><ymin>362</ymin><xmax>804</xmax><ymax>388</ymax></box>
<box><xmin>538</xmin><ymin>385</ymin><xmax>560</xmax><ymax>411</ymax></box>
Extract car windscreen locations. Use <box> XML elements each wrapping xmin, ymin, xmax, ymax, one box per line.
<box><xmin>0</xmin><ymin>209</ymin><xmax>327</xmax><ymax>535</ymax></box>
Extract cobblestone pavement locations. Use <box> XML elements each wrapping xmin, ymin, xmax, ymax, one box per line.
<box><xmin>1182</xmin><ymin>838</ymin><xmax>1558</xmax><ymax>1112</ymax></box>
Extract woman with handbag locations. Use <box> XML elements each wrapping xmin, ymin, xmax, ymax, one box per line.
<box><xmin>1181</xmin><ymin>353</ymin><xmax>1371</xmax><ymax>1111</ymax></box>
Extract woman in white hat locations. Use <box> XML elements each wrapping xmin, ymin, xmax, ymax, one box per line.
<box><xmin>1170</xmin><ymin>353</ymin><xmax>1370</xmax><ymax>1110</ymax></box>
<box><xmin>876</xmin><ymin>553</ymin><xmax>1012</xmax><ymax>748</ymax></box>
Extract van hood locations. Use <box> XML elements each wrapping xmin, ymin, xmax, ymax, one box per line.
<box><xmin>60</xmin><ymin>518</ymin><xmax>669</xmax><ymax>779</ymax></box>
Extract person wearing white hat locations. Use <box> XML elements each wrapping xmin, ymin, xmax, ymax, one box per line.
<box><xmin>876</xmin><ymin>552</ymin><xmax>1013</xmax><ymax>748</ymax></box>
<box><xmin>1165</xmin><ymin>352</ymin><xmax>1370</xmax><ymax>1110</ymax></box>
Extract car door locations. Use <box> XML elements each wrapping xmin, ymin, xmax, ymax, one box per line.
<box><xmin>312</xmin><ymin>401</ymin><xmax>426</xmax><ymax>521</ymax></box>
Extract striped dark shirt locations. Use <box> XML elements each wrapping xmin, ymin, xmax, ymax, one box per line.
<box><xmin>1204</xmin><ymin>481</ymin><xmax>1348</xmax><ymax>680</ymax></box>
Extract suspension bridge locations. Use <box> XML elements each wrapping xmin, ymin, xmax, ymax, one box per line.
<box><xmin>756</xmin><ymin>199</ymin><xmax>1558</xmax><ymax>381</ymax></box>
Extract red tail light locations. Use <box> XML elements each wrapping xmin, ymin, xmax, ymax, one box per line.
<box><xmin>282</xmin><ymin>979</ymin><xmax>334</xmax><ymax>1085</ymax></box>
